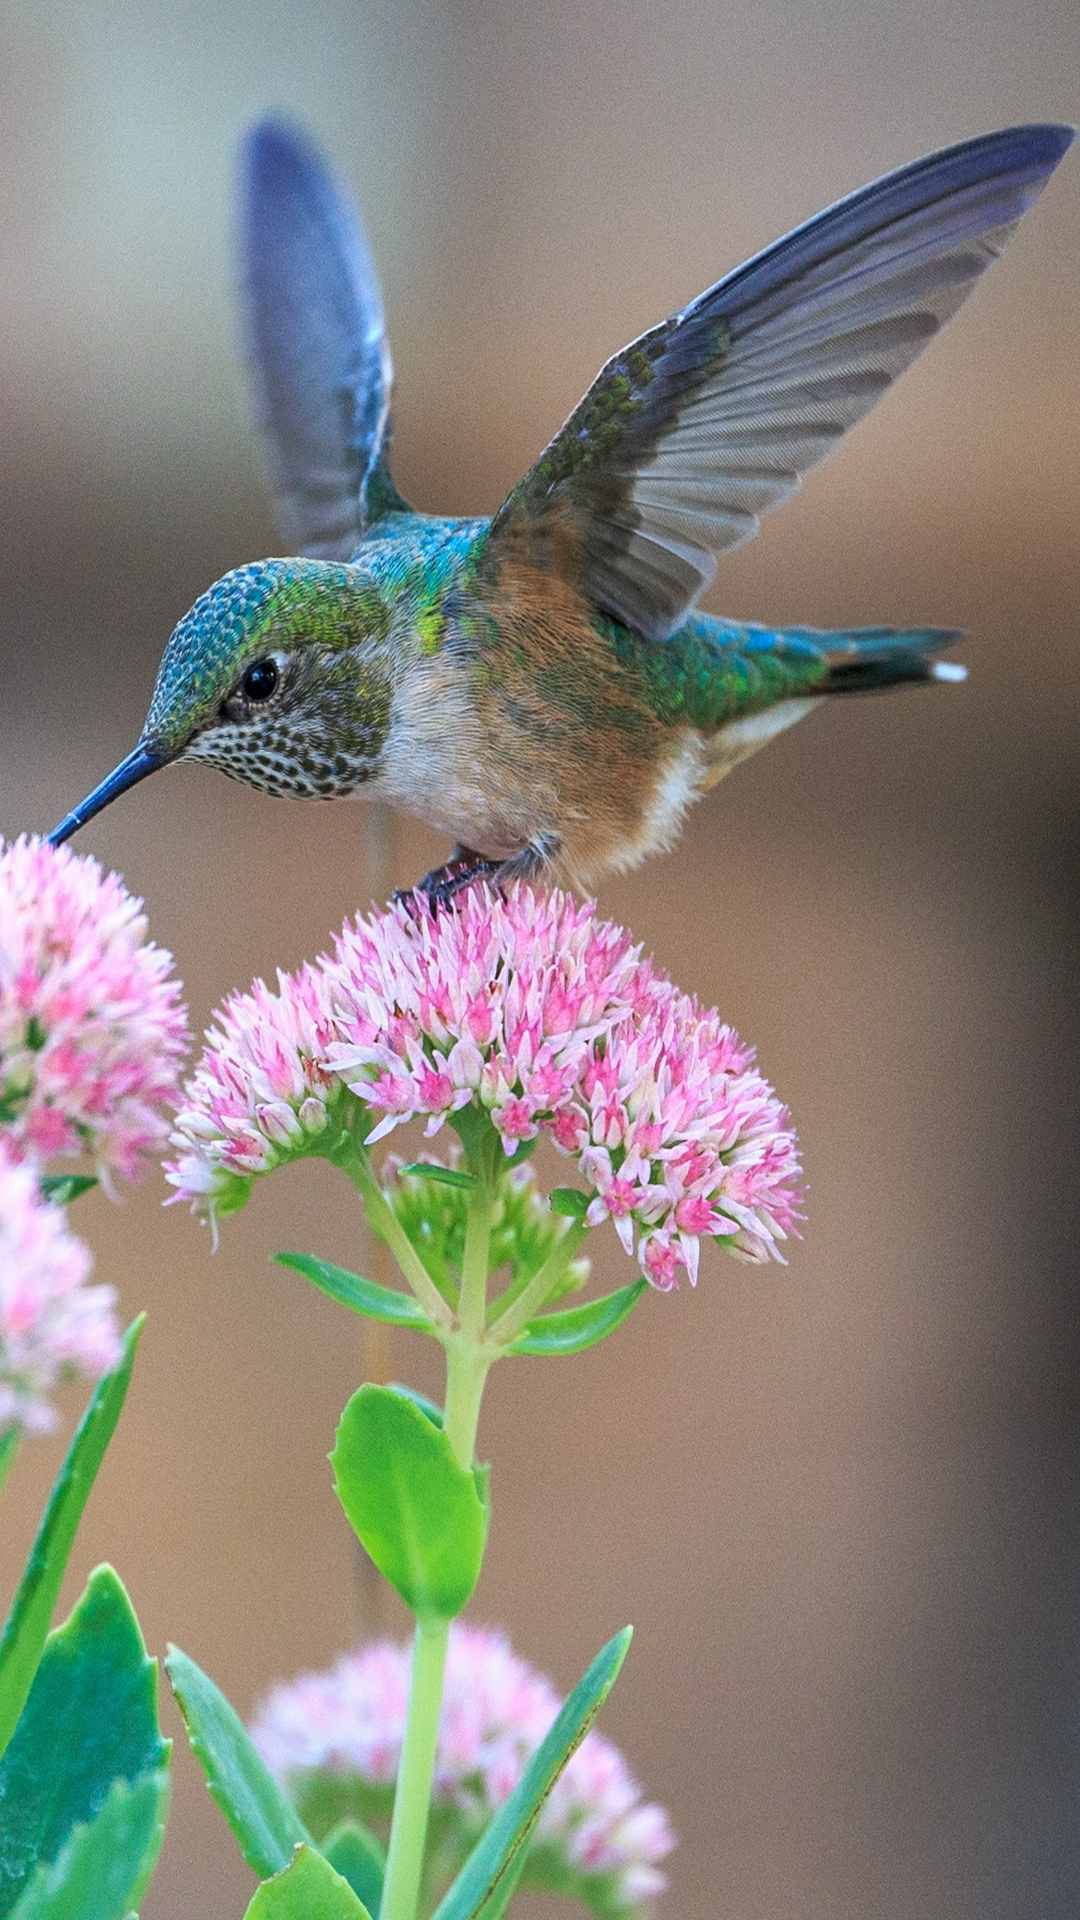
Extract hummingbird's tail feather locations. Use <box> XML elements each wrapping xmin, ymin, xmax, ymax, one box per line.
<box><xmin>817</xmin><ymin>625</ymin><xmax>967</xmax><ymax>694</ymax></box>
<box><xmin>691</xmin><ymin>618</ymin><xmax>966</xmax><ymax>790</ymax></box>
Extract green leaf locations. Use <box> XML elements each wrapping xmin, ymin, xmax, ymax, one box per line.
<box><xmin>275</xmin><ymin>1255</ymin><xmax>431</xmax><ymax>1330</ymax></box>
<box><xmin>0</xmin><ymin>1566</ymin><xmax>169</xmax><ymax>1918</ymax></box>
<box><xmin>8</xmin><ymin>1771</ymin><xmax>168</xmax><ymax>1920</ymax></box>
<box><xmin>548</xmin><ymin>1188</ymin><xmax>589</xmax><ymax>1221</ymax></box>
<box><xmin>387</xmin><ymin>1384</ymin><xmax>443</xmax><ymax>1428</ymax></box>
<box><xmin>473</xmin><ymin>1462</ymin><xmax>492</xmax><ymax>1534</ymax></box>
<box><xmin>471</xmin><ymin>1848</ymin><xmax>527</xmax><ymax>1920</ymax></box>
<box><xmin>0</xmin><ymin>1430</ymin><xmax>19</xmax><ymax>1498</ymax></box>
<box><xmin>399</xmin><ymin>1164</ymin><xmax>478</xmax><ymax>1191</ymax></box>
<box><xmin>0</xmin><ymin>1319</ymin><xmax>144</xmax><ymax>1758</ymax></box>
<box><xmin>330</xmin><ymin>1387</ymin><xmax>486</xmax><ymax>1619</ymax></box>
<box><xmin>431</xmin><ymin>1628</ymin><xmax>632</xmax><ymax>1920</ymax></box>
<box><xmin>322</xmin><ymin>1820</ymin><xmax>384</xmax><ymax>1915</ymax></box>
<box><xmin>509</xmin><ymin>1281</ymin><xmax>647</xmax><ymax>1357</ymax></box>
<box><xmin>38</xmin><ymin>1176</ymin><xmax>98</xmax><ymax>1207</ymax></box>
<box><xmin>164</xmin><ymin>1646</ymin><xmax>308</xmax><ymax>1880</ymax></box>
<box><xmin>244</xmin><ymin>1845</ymin><xmax>372</xmax><ymax>1920</ymax></box>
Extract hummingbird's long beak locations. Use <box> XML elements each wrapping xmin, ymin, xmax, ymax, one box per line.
<box><xmin>47</xmin><ymin>743</ymin><xmax>166</xmax><ymax>847</ymax></box>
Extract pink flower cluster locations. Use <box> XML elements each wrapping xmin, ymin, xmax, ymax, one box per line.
<box><xmin>0</xmin><ymin>1145</ymin><xmax>120</xmax><ymax>1432</ymax></box>
<box><xmin>168</xmin><ymin>965</ymin><xmax>338</xmax><ymax>1214</ymax></box>
<box><xmin>251</xmin><ymin>1623</ymin><xmax>675</xmax><ymax>1913</ymax></box>
<box><xmin>0</xmin><ymin>836</ymin><xmax>187</xmax><ymax>1429</ymax></box>
<box><xmin>0</xmin><ymin>836</ymin><xmax>188</xmax><ymax>1184</ymax></box>
<box><xmin>167</xmin><ymin>886</ymin><xmax>801</xmax><ymax>1287</ymax></box>
<box><xmin>327</xmin><ymin>888</ymin><xmax>641</xmax><ymax>1149</ymax></box>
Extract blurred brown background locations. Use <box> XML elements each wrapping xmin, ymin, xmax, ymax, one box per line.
<box><xmin>2</xmin><ymin>1</ymin><xmax>1078</xmax><ymax>1914</ymax></box>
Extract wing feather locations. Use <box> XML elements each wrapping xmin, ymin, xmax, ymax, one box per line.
<box><xmin>237</xmin><ymin>116</ymin><xmax>404</xmax><ymax>559</ymax></box>
<box><xmin>485</xmin><ymin>123</ymin><xmax>1073</xmax><ymax>640</ymax></box>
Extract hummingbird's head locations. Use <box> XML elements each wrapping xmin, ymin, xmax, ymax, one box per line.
<box><xmin>48</xmin><ymin>558</ymin><xmax>395</xmax><ymax>845</ymax></box>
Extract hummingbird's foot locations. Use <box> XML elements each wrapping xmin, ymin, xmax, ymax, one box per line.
<box><xmin>394</xmin><ymin>848</ymin><xmax>502</xmax><ymax>915</ymax></box>
<box><xmin>395</xmin><ymin>839</ymin><xmax>557</xmax><ymax>915</ymax></box>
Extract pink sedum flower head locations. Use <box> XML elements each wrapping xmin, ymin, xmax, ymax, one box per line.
<box><xmin>168</xmin><ymin>886</ymin><xmax>801</xmax><ymax>1288</ymax></box>
<box><xmin>166</xmin><ymin>963</ymin><xmax>340</xmax><ymax>1221</ymax></box>
<box><xmin>251</xmin><ymin>1622</ymin><xmax>676</xmax><ymax>1915</ymax></box>
<box><xmin>0</xmin><ymin>836</ymin><xmax>188</xmax><ymax>1185</ymax></box>
<box><xmin>0</xmin><ymin>1144</ymin><xmax>120</xmax><ymax>1432</ymax></box>
<box><xmin>325</xmin><ymin>888</ymin><xmax>642</xmax><ymax>1151</ymax></box>
<box><xmin>327</xmin><ymin>888</ymin><xmax>802</xmax><ymax>1284</ymax></box>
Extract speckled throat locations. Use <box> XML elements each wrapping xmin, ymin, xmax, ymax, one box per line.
<box><xmin>185</xmin><ymin>691</ymin><xmax>388</xmax><ymax>798</ymax></box>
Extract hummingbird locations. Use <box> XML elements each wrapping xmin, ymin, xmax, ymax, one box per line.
<box><xmin>48</xmin><ymin>119</ymin><xmax>1072</xmax><ymax>900</ymax></box>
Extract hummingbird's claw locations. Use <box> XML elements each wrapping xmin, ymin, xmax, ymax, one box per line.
<box><xmin>393</xmin><ymin>838</ymin><xmax>559</xmax><ymax>916</ymax></box>
<box><xmin>393</xmin><ymin>849</ymin><xmax>502</xmax><ymax>918</ymax></box>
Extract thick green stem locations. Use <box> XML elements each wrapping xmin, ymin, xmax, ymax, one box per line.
<box><xmin>458</xmin><ymin>1158</ymin><xmax>494</xmax><ymax>1343</ymax></box>
<box><xmin>378</xmin><ymin>1183</ymin><xmax>494</xmax><ymax>1920</ymax></box>
<box><xmin>491</xmin><ymin>1220</ymin><xmax>588</xmax><ymax>1346</ymax></box>
<box><xmin>443</xmin><ymin>1334</ymin><xmax>491</xmax><ymax>1471</ymax></box>
<box><xmin>379</xmin><ymin>1617</ymin><xmax>451</xmax><ymax>1920</ymax></box>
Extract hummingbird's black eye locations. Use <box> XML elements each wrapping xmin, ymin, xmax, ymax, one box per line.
<box><xmin>241</xmin><ymin>658</ymin><xmax>279</xmax><ymax>703</ymax></box>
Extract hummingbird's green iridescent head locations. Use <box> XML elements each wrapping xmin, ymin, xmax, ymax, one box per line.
<box><xmin>48</xmin><ymin>558</ymin><xmax>394</xmax><ymax>845</ymax></box>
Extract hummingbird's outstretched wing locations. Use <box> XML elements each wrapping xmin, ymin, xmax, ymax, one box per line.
<box><xmin>484</xmin><ymin>124</ymin><xmax>1073</xmax><ymax>644</ymax></box>
<box><xmin>237</xmin><ymin>116</ymin><xmax>407</xmax><ymax>560</ymax></box>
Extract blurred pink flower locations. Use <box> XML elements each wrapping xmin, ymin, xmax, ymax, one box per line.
<box><xmin>167</xmin><ymin>886</ymin><xmax>801</xmax><ymax>1285</ymax></box>
<box><xmin>251</xmin><ymin>1622</ymin><xmax>675</xmax><ymax>1913</ymax></box>
<box><xmin>0</xmin><ymin>1144</ymin><xmax>119</xmax><ymax>1433</ymax></box>
<box><xmin>0</xmin><ymin>835</ymin><xmax>188</xmax><ymax>1185</ymax></box>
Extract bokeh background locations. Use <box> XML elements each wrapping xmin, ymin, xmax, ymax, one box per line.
<box><xmin>2</xmin><ymin>1</ymin><xmax>1078</xmax><ymax>1914</ymax></box>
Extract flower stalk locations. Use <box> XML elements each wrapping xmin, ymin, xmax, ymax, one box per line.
<box><xmin>491</xmin><ymin>1218</ymin><xmax>589</xmax><ymax>1347</ymax></box>
<box><xmin>458</xmin><ymin>1157</ymin><xmax>494</xmax><ymax>1345</ymax></box>
<box><xmin>378</xmin><ymin>1125</ymin><xmax>497</xmax><ymax>1920</ymax></box>
<box><xmin>380</xmin><ymin>1617</ymin><xmax>452</xmax><ymax>1920</ymax></box>
<box><xmin>340</xmin><ymin>1140</ymin><xmax>454</xmax><ymax>1334</ymax></box>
